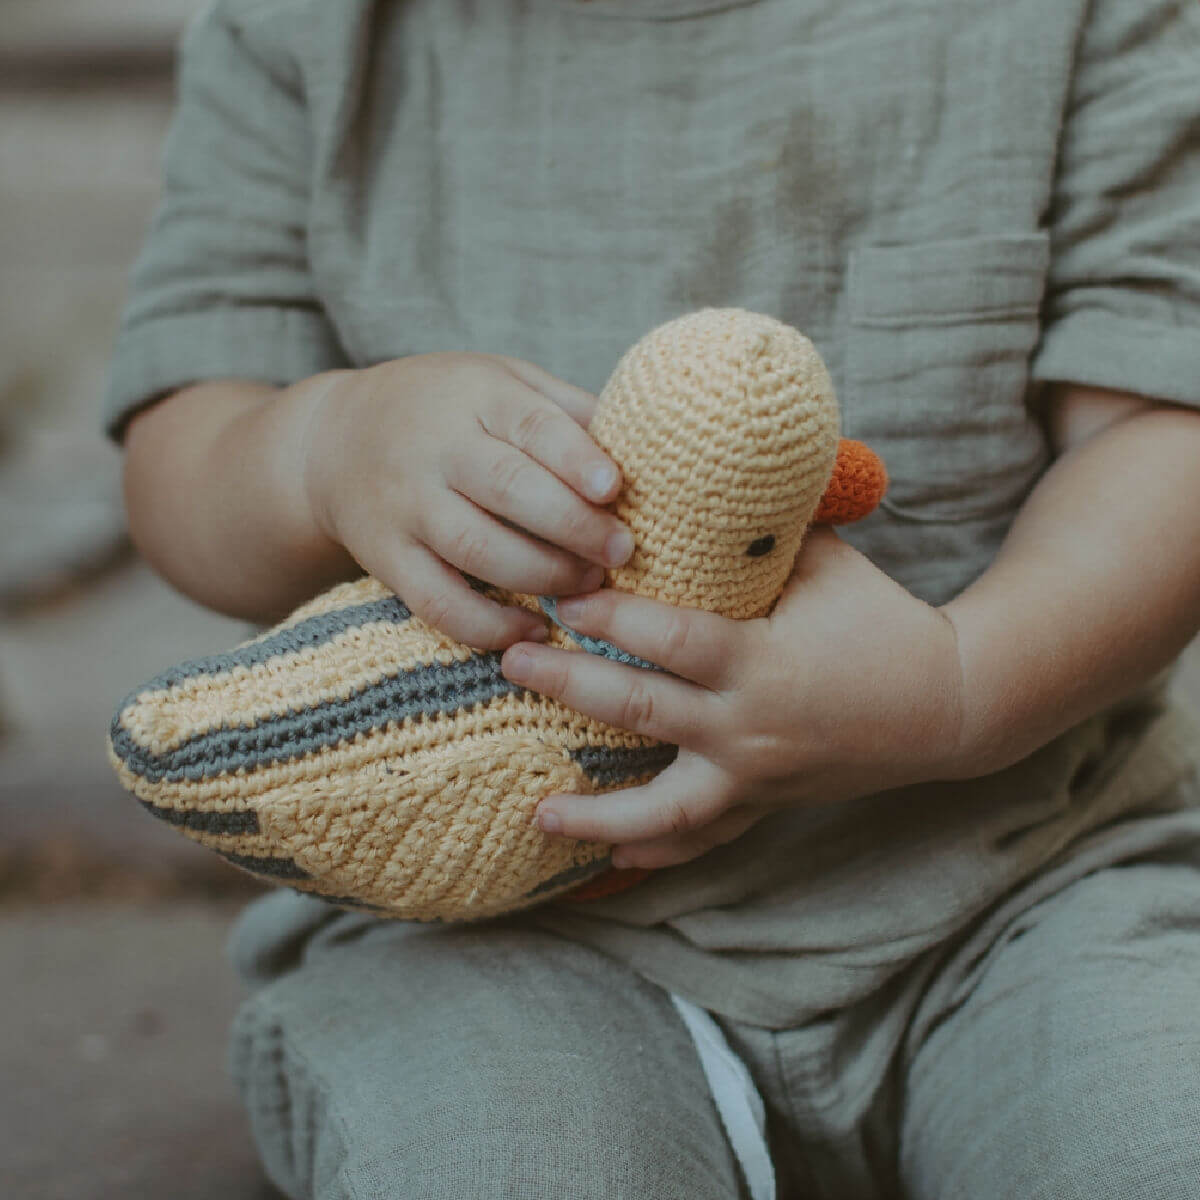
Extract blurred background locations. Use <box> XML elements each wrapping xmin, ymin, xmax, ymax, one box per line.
<box><xmin>3</xmin><ymin>2</ymin><xmax>1200</xmax><ymax>1197</ymax></box>
<box><xmin>2</xmin><ymin>2</ymin><xmax>276</xmax><ymax>1195</ymax></box>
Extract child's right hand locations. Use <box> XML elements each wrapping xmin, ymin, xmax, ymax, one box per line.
<box><xmin>299</xmin><ymin>352</ymin><xmax>636</xmax><ymax>650</ymax></box>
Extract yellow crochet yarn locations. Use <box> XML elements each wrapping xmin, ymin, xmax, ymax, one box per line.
<box><xmin>109</xmin><ymin>309</ymin><xmax>868</xmax><ymax>921</ymax></box>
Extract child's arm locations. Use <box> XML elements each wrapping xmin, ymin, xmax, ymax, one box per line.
<box><xmin>941</xmin><ymin>383</ymin><xmax>1200</xmax><ymax>773</ymax></box>
<box><xmin>122</xmin><ymin>374</ymin><xmax>356</xmax><ymax>624</ymax></box>
<box><xmin>121</xmin><ymin>353</ymin><xmax>635</xmax><ymax>647</ymax></box>
<box><xmin>501</xmin><ymin>384</ymin><xmax>1200</xmax><ymax>865</ymax></box>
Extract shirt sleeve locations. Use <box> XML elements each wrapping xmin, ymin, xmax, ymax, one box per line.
<box><xmin>1030</xmin><ymin>0</ymin><xmax>1200</xmax><ymax>408</ymax></box>
<box><xmin>103</xmin><ymin>0</ymin><xmax>347</xmax><ymax>440</ymax></box>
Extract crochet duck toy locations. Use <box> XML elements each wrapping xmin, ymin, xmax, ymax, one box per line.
<box><xmin>108</xmin><ymin>309</ymin><xmax>886</xmax><ymax>921</ymax></box>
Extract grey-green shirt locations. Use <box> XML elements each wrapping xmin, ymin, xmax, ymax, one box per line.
<box><xmin>106</xmin><ymin>0</ymin><xmax>1200</xmax><ymax>1026</ymax></box>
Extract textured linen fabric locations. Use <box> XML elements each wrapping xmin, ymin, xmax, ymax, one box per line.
<box><xmin>896</xmin><ymin>822</ymin><xmax>1200</xmax><ymax>1200</ymax></box>
<box><xmin>104</xmin><ymin>0</ymin><xmax>1200</xmax><ymax>1029</ymax></box>
<box><xmin>229</xmin><ymin>805</ymin><xmax>1200</xmax><ymax>1199</ymax></box>
<box><xmin>228</xmin><ymin>912</ymin><xmax>751</xmax><ymax>1200</ymax></box>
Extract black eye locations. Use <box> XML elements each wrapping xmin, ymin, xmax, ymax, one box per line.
<box><xmin>745</xmin><ymin>535</ymin><xmax>776</xmax><ymax>558</ymax></box>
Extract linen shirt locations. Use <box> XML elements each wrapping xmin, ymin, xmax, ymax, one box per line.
<box><xmin>106</xmin><ymin>0</ymin><xmax>1200</xmax><ymax>1026</ymax></box>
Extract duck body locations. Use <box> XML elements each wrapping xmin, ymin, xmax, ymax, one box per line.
<box><xmin>109</xmin><ymin>575</ymin><xmax>674</xmax><ymax>919</ymax></box>
<box><xmin>108</xmin><ymin>309</ymin><xmax>883</xmax><ymax>921</ymax></box>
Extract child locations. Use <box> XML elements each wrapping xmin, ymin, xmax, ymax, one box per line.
<box><xmin>106</xmin><ymin>1</ymin><xmax>1200</xmax><ymax>1196</ymax></box>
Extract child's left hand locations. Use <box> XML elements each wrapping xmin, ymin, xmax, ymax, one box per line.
<box><xmin>500</xmin><ymin>528</ymin><xmax>968</xmax><ymax>869</ymax></box>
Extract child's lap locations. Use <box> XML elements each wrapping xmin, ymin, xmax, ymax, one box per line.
<box><xmin>228</xmin><ymin>806</ymin><xmax>1200</xmax><ymax>1199</ymax></box>
<box><xmin>898</xmin><ymin>843</ymin><xmax>1200</xmax><ymax>1200</ymax></box>
<box><xmin>228</xmin><ymin>912</ymin><xmax>748</xmax><ymax>1200</ymax></box>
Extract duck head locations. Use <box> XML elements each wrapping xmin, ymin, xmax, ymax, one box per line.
<box><xmin>588</xmin><ymin>308</ymin><xmax>873</xmax><ymax>620</ymax></box>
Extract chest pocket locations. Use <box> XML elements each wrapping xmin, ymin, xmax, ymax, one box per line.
<box><xmin>844</xmin><ymin>234</ymin><xmax>1052</xmax><ymax>523</ymax></box>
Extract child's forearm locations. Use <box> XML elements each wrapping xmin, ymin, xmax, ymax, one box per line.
<box><xmin>122</xmin><ymin>373</ymin><xmax>360</xmax><ymax>622</ymax></box>
<box><xmin>942</xmin><ymin>385</ymin><xmax>1200</xmax><ymax>776</ymax></box>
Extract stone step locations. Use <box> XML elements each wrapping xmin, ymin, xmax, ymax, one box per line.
<box><xmin>0</xmin><ymin>0</ymin><xmax>203</xmax><ymax>75</ymax></box>
<box><xmin>2</xmin><ymin>901</ymin><xmax>281</xmax><ymax>1198</ymax></box>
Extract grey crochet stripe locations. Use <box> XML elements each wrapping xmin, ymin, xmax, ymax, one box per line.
<box><xmin>217</xmin><ymin>849</ymin><xmax>310</xmax><ymax>880</ymax></box>
<box><xmin>112</xmin><ymin>651</ymin><xmax>524</xmax><ymax>783</ymax></box>
<box><xmin>115</xmin><ymin>644</ymin><xmax>679</xmax><ymax>787</ymax></box>
<box><xmin>138</xmin><ymin>800</ymin><xmax>260</xmax><ymax>836</ymax></box>
<box><xmin>113</xmin><ymin>595</ymin><xmax>412</xmax><ymax>714</ymax></box>
<box><xmin>523</xmin><ymin>855</ymin><xmax>613</xmax><ymax>898</ymax></box>
<box><xmin>569</xmin><ymin>742</ymin><xmax>679</xmax><ymax>786</ymax></box>
<box><xmin>539</xmin><ymin>596</ymin><xmax>665</xmax><ymax>672</ymax></box>
<box><xmin>298</xmin><ymin>890</ymin><xmax>389</xmax><ymax>913</ymax></box>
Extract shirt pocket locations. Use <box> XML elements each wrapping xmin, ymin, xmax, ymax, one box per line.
<box><xmin>844</xmin><ymin>234</ymin><xmax>1052</xmax><ymax>524</ymax></box>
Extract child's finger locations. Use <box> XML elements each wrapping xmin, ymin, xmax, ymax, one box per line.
<box><xmin>535</xmin><ymin>754</ymin><xmax>732</xmax><ymax>845</ymax></box>
<box><xmin>479</xmin><ymin>387</ymin><xmax>623</xmax><ymax>505</ymax></box>
<box><xmin>375</xmin><ymin>539</ymin><xmax>548</xmax><ymax>650</ymax></box>
<box><xmin>550</xmin><ymin>588</ymin><xmax>739</xmax><ymax>692</ymax></box>
<box><xmin>501</xmin><ymin>641</ymin><xmax>714</xmax><ymax>747</ymax></box>
<box><xmin>447</xmin><ymin>440</ymin><xmax>633</xmax><ymax>571</ymax></box>
<box><xmin>494</xmin><ymin>355</ymin><xmax>599</xmax><ymax>430</ymax></box>
<box><xmin>421</xmin><ymin>490</ymin><xmax>608</xmax><ymax>598</ymax></box>
<box><xmin>610</xmin><ymin>806</ymin><xmax>765</xmax><ymax>870</ymax></box>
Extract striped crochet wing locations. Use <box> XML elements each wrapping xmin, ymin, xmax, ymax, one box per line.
<box><xmin>107</xmin><ymin>577</ymin><xmax>674</xmax><ymax>917</ymax></box>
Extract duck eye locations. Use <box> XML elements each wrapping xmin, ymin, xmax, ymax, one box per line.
<box><xmin>745</xmin><ymin>535</ymin><xmax>776</xmax><ymax>558</ymax></box>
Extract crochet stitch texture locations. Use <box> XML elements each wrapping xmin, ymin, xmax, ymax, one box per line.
<box><xmin>108</xmin><ymin>309</ymin><xmax>885</xmax><ymax>921</ymax></box>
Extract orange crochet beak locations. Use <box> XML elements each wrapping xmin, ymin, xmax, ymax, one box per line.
<box><xmin>813</xmin><ymin>439</ymin><xmax>888</xmax><ymax>525</ymax></box>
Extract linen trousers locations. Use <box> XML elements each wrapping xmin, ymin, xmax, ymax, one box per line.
<box><xmin>228</xmin><ymin>807</ymin><xmax>1200</xmax><ymax>1199</ymax></box>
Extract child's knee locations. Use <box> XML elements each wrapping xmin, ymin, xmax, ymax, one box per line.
<box><xmin>229</xmin><ymin>982</ymin><xmax>743</xmax><ymax>1200</ymax></box>
<box><xmin>900</xmin><ymin>862</ymin><xmax>1200</xmax><ymax>1200</ymax></box>
<box><xmin>230</xmin><ymin>993</ymin><xmax>341</xmax><ymax>1198</ymax></box>
<box><xmin>902</xmin><ymin>1062</ymin><xmax>1200</xmax><ymax>1200</ymax></box>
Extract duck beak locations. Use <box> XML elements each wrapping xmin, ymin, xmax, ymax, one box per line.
<box><xmin>813</xmin><ymin>439</ymin><xmax>888</xmax><ymax>525</ymax></box>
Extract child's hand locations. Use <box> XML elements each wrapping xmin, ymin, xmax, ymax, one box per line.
<box><xmin>299</xmin><ymin>353</ymin><xmax>636</xmax><ymax>649</ymax></box>
<box><xmin>500</xmin><ymin>528</ymin><xmax>966</xmax><ymax>868</ymax></box>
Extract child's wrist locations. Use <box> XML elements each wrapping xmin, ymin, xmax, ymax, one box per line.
<box><xmin>283</xmin><ymin>367</ymin><xmax>361</xmax><ymax>548</ymax></box>
<box><xmin>935</xmin><ymin>598</ymin><xmax>1034</xmax><ymax>781</ymax></box>
<box><xmin>885</xmin><ymin>605</ymin><xmax>980</xmax><ymax>790</ymax></box>
<box><xmin>254</xmin><ymin>368</ymin><xmax>361</xmax><ymax>577</ymax></box>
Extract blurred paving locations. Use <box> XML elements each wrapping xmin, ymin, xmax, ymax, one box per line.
<box><xmin>0</xmin><ymin>81</ymin><xmax>171</xmax><ymax>607</ymax></box>
<box><xmin>2</xmin><ymin>901</ymin><xmax>281</xmax><ymax>1200</ymax></box>
<box><xmin>0</xmin><ymin>0</ymin><xmax>200</xmax><ymax>68</ymax></box>
<box><xmin>0</xmin><ymin>8</ymin><xmax>277</xmax><ymax>1196</ymax></box>
<box><xmin>0</xmin><ymin>0</ymin><xmax>246</xmax><ymax>866</ymax></box>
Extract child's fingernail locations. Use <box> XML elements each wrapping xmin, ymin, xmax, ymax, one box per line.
<box><xmin>506</xmin><ymin>647</ymin><xmax>533</xmax><ymax>677</ymax></box>
<box><xmin>538</xmin><ymin>806</ymin><xmax>563</xmax><ymax>834</ymax></box>
<box><xmin>611</xmin><ymin>850</ymin><xmax>631</xmax><ymax>869</ymax></box>
<box><xmin>557</xmin><ymin>595</ymin><xmax>587</xmax><ymax>622</ymax></box>
<box><xmin>605</xmin><ymin>529</ymin><xmax>635</xmax><ymax>567</ymax></box>
<box><xmin>588</xmin><ymin>464</ymin><xmax>618</xmax><ymax>499</ymax></box>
